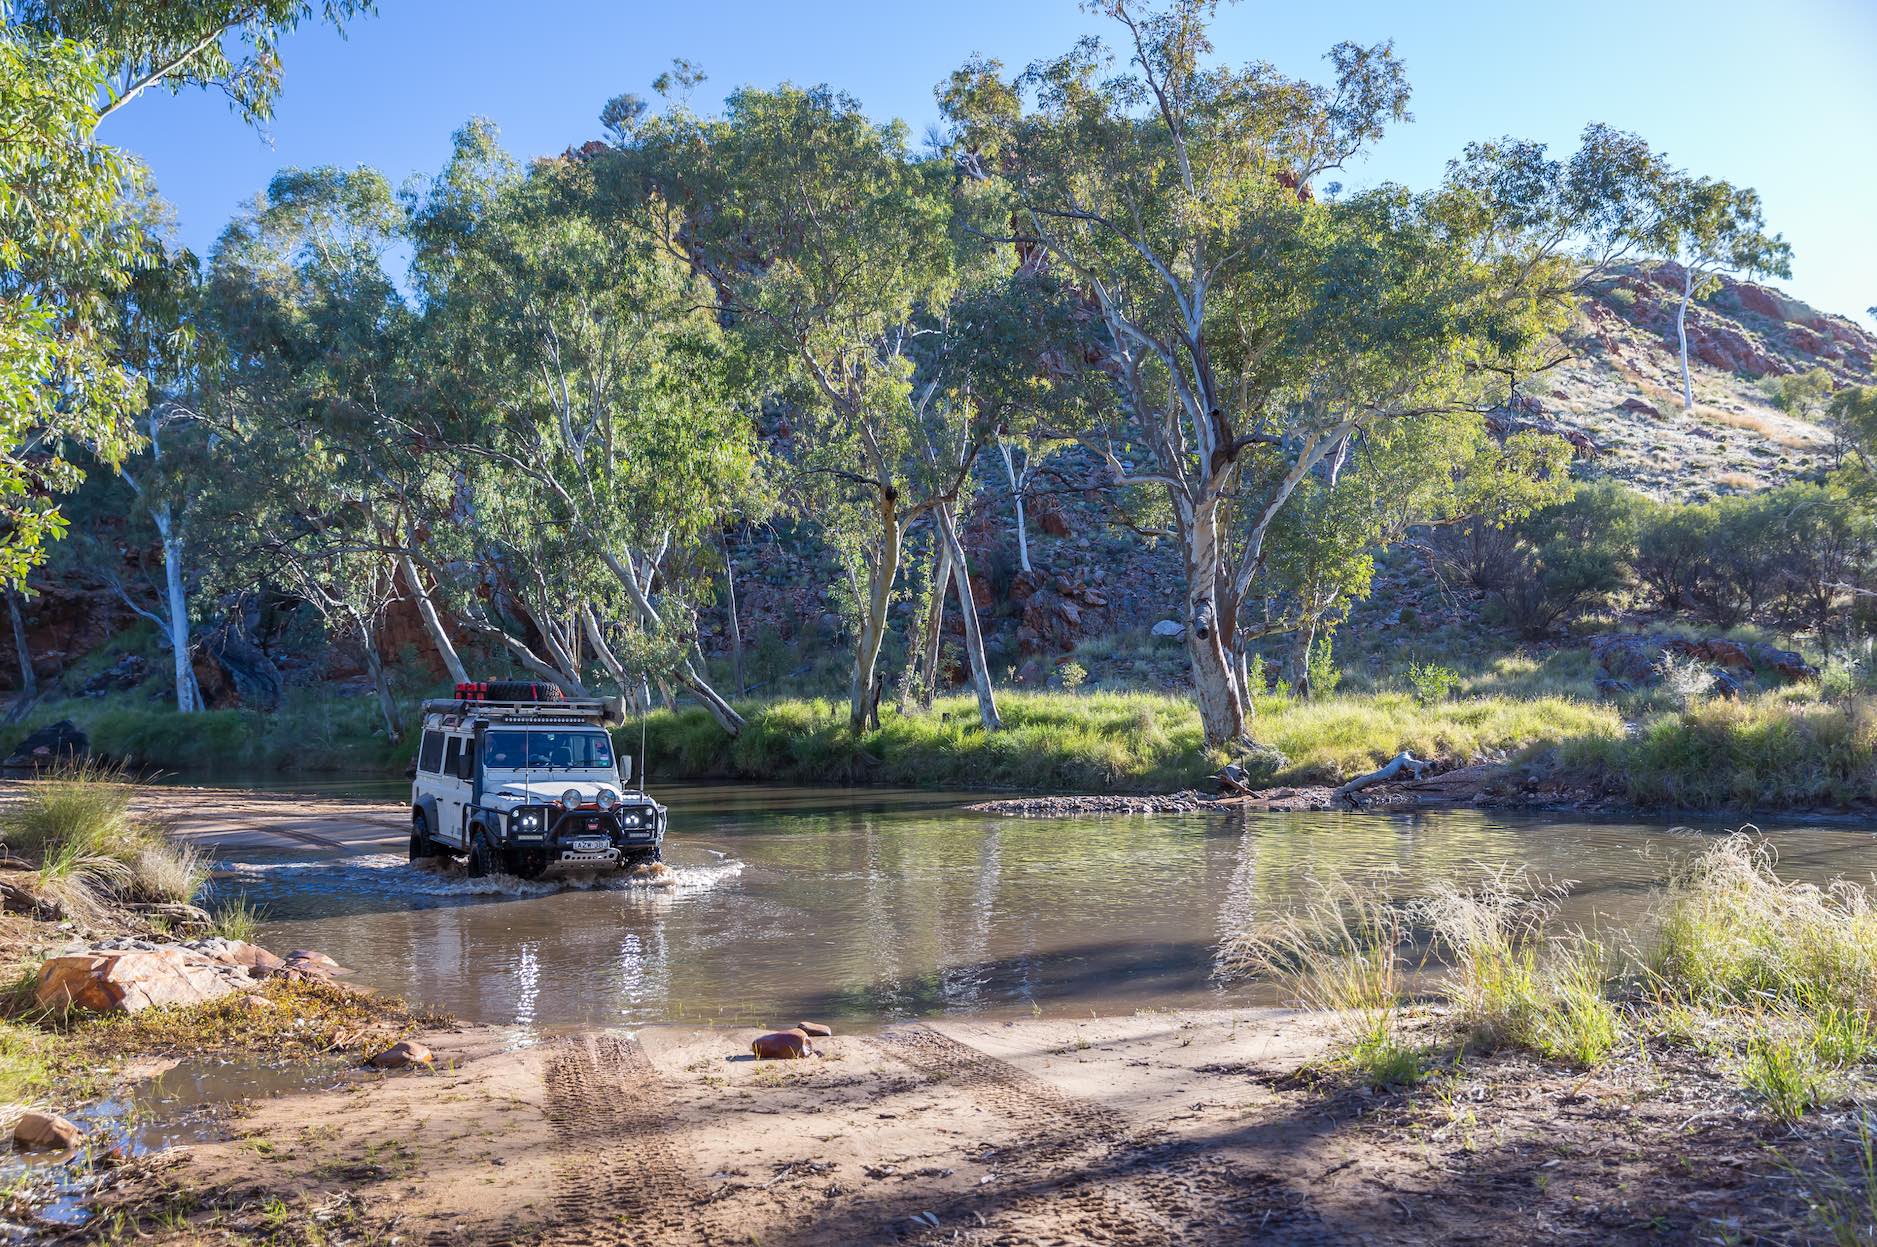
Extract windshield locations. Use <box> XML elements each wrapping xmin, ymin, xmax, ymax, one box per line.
<box><xmin>483</xmin><ymin>730</ymin><xmax>616</xmax><ymax>773</ymax></box>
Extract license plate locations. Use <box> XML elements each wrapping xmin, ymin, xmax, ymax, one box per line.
<box><xmin>571</xmin><ymin>836</ymin><xmax>610</xmax><ymax>853</ymax></box>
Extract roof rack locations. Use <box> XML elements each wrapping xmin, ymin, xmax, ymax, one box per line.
<box><xmin>421</xmin><ymin>696</ymin><xmax>627</xmax><ymax>728</ymax></box>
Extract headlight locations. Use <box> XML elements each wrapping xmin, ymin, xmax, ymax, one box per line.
<box><xmin>516</xmin><ymin>812</ymin><xmax>541</xmax><ymax>830</ymax></box>
<box><xmin>620</xmin><ymin>810</ymin><xmax>642</xmax><ymax>827</ymax></box>
<box><xmin>596</xmin><ymin>789</ymin><xmax>619</xmax><ymax>810</ymax></box>
<box><xmin>561</xmin><ymin>788</ymin><xmax>583</xmax><ymax>808</ymax></box>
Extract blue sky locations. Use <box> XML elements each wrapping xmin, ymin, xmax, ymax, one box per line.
<box><xmin>103</xmin><ymin>0</ymin><xmax>1877</xmax><ymax>327</ymax></box>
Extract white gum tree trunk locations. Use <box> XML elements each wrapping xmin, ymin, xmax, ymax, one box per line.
<box><xmin>935</xmin><ymin>504</ymin><xmax>1002</xmax><ymax>730</ymax></box>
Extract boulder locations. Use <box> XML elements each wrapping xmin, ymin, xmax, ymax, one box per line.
<box><xmin>35</xmin><ymin>947</ymin><xmax>252</xmax><ymax>1014</ymax></box>
<box><xmin>1150</xmin><ymin>619</ymin><xmax>1185</xmax><ymax>640</ymax></box>
<box><xmin>210</xmin><ymin>941</ymin><xmax>286</xmax><ymax>976</ymax></box>
<box><xmin>1618</xmin><ymin>397</ymin><xmax>1660</xmax><ymax>418</ymax></box>
<box><xmin>80</xmin><ymin>654</ymin><xmax>148</xmax><ymax>699</ymax></box>
<box><xmin>3</xmin><ymin>720</ymin><xmax>88</xmax><ymax>771</ymax></box>
<box><xmin>1038</xmin><ymin>508</ymin><xmax>1072</xmax><ymax>538</ymax></box>
<box><xmin>796</xmin><ymin>1021</ymin><xmax>833</xmax><ymax>1038</ymax></box>
<box><xmin>192</xmin><ymin>611</ymin><xmax>284</xmax><ymax>711</ymax></box>
<box><xmin>12</xmin><ymin>1111</ymin><xmax>82</xmax><ymax>1151</ymax></box>
<box><xmin>368</xmin><ymin>1040</ymin><xmax>433</xmax><ymax>1070</ymax></box>
<box><xmin>750</xmin><ymin>1029</ymin><xmax>813</xmax><ymax>1060</ymax></box>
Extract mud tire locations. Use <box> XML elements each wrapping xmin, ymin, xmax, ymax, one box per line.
<box><xmin>467</xmin><ymin>829</ymin><xmax>498</xmax><ymax>879</ymax></box>
<box><xmin>409</xmin><ymin>811</ymin><xmax>436</xmax><ymax>862</ymax></box>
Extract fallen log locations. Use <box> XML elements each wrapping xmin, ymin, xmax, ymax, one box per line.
<box><xmin>1335</xmin><ymin>752</ymin><xmax>1432</xmax><ymax>806</ymax></box>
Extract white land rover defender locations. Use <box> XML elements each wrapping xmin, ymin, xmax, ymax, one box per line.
<box><xmin>409</xmin><ymin>681</ymin><xmax>665</xmax><ymax>879</ymax></box>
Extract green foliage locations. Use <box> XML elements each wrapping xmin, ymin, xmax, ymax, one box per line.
<box><xmin>1304</xmin><ymin>634</ymin><xmax>1341</xmax><ymax>698</ymax></box>
<box><xmin>0</xmin><ymin>29</ymin><xmax>146</xmax><ymax>581</ymax></box>
<box><xmin>1404</xmin><ymin>661</ymin><xmax>1460</xmax><ymax>706</ymax></box>
<box><xmin>1057</xmin><ymin>660</ymin><xmax>1087</xmax><ymax>691</ymax></box>
<box><xmin>1486</xmin><ymin>481</ymin><xmax>1647</xmax><ymax>637</ymax></box>
<box><xmin>0</xmin><ymin>1</ymin><xmax>368</xmax><ymax>583</ymax></box>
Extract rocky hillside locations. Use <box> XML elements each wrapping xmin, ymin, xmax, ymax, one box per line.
<box><xmin>1543</xmin><ymin>263</ymin><xmax>1873</xmax><ymax>501</ymax></box>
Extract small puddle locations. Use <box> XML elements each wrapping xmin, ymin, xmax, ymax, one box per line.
<box><xmin>0</xmin><ymin>1057</ymin><xmax>346</xmax><ymax>1236</ymax></box>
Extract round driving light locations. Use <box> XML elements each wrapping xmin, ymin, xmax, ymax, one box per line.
<box><xmin>596</xmin><ymin>789</ymin><xmax>619</xmax><ymax>810</ymax></box>
<box><xmin>561</xmin><ymin>788</ymin><xmax>583</xmax><ymax>808</ymax></box>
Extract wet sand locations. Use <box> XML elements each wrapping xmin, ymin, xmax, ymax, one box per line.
<box><xmin>139</xmin><ymin>786</ymin><xmax>410</xmax><ymax>855</ymax></box>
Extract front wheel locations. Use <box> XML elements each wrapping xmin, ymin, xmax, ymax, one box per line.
<box><xmin>467</xmin><ymin>830</ymin><xmax>498</xmax><ymax>879</ymax></box>
<box><xmin>409</xmin><ymin>811</ymin><xmax>436</xmax><ymax>862</ymax></box>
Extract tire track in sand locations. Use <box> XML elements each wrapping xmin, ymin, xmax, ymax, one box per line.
<box><xmin>865</xmin><ymin>1024</ymin><xmax>1340</xmax><ymax>1245</ymax></box>
<box><xmin>536</xmin><ymin>1032</ymin><xmax>716</xmax><ymax>1247</ymax></box>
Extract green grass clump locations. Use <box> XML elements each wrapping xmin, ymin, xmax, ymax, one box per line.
<box><xmin>1647</xmin><ymin>836</ymin><xmax>1877</xmax><ymax>1013</ymax></box>
<box><xmin>0</xmin><ymin>763</ymin><xmax>207</xmax><ymax>915</ymax></box>
<box><xmin>0</xmin><ymin>688</ymin><xmax>419</xmax><ymax>777</ymax></box>
<box><xmin>0</xmin><ymin>1019</ymin><xmax>54</xmax><ymax>1104</ymax></box>
<box><xmin>1420</xmin><ymin>871</ymin><xmax>1621</xmax><ymax>1068</ymax></box>
<box><xmin>1742</xmin><ymin>1028</ymin><xmax>1829</xmax><ymax>1123</ymax></box>
<box><xmin>208</xmin><ymin>898</ymin><xmax>263</xmax><ymax>944</ymax></box>
<box><xmin>644</xmin><ymin>691</ymin><xmax>1219</xmax><ymax>793</ymax></box>
<box><xmin>1221</xmin><ymin>873</ymin><xmax>1430</xmax><ymax>1087</ymax></box>
<box><xmin>1578</xmin><ymin>695</ymin><xmax>1877</xmax><ymax>810</ymax></box>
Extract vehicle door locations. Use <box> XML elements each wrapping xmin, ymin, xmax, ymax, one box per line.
<box><xmin>437</xmin><ymin>734</ymin><xmax>472</xmax><ymax>848</ymax></box>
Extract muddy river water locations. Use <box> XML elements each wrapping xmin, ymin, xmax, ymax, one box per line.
<box><xmin>206</xmin><ymin>782</ymin><xmax>1877</xmax><ymax>1035</ymax></box>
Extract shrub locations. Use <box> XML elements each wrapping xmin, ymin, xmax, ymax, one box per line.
<box><xmin>1655</xmin><ymin>652</ymin><xmax>1717</xmax><ymax>711</ymax></box>
<box><xmin>1404</xmin><ymin>661</ymin><xmax>1460</xmax><ymax>706</ymax></box>
<box><xmin>1488</xmin><ymin>482</ymin><xmax>1645</xmax><ymax>638</ymax></box>
<box><xmin>1304</xmin><ymin>635</ymin><xmax>1341</xmax><ymax>698</ymax></box>
<box><xmin>1602</xmin><ymin>697</ymin><xmax>1877</xmax><ymax>810</ymax></box>
<box><xmin>1058</xmin><ymin>660</ymin><xmax>1087</xmax><ymax>691</ymax></box>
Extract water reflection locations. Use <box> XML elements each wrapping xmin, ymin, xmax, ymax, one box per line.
<box><xmin>218</xmin><ymin>786</ymin><xmax>1877</xmax><ymax>1032</ymax></box>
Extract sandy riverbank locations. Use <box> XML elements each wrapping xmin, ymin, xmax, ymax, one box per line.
<box><xmin>93</xmin><ymin>1005</ymin><xmax>1857</xmax><ymax>1246</ymax></box>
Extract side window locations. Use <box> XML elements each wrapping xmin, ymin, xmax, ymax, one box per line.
<box><xmin>418</xmin><ymin>731</ymin><xmax>444</xmax><ymax>774</ymax></box>
<box><xmin>442</xmin><ymin>737</ymin><xmax>461</xmax><ymax>779</ymax></box>
<box><xmin>460</xmin><ymin>738</ymin><xmax>477</xmax><ymax>780</ymax></box>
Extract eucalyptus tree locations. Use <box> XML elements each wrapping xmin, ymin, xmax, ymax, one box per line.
<box><xmin>0</xmin><ymin>1</ymin><xmax>370</xmax><ymax>584</ymax></box>
<box><xmin>941</xmin><ymin>0</ymin><xmax>1666</xmax><ymax>746</ymax></box>
<box><xmin>100</xmin><ymin>243</ymin><xmax>216</xmax><ymax>711</ymax></box>
<box><xmin>13</xmin><ymin>0</ymin><xmax>373</xmax><ymax>125</ymax></box>
<box><xmin>407</xmin><ymin>120</ymin><xmax>762</xmax><ymax>730</ymax></box>
<box><xmin>612</xmin><ymin>82</ymin><xmax>1002</xmax><ymax>731</ymax></box>
<box><xmin>206</xmin><ymin>163</ymin><xmax>458</xmax><ymax>727</ymax></box>
<box><xmin>1652</xmin><ymin>175</ymin><xmax>1789</xmax><ymax>411</ymax></box>
<box><xmin>0</xmin><ymin>32</ymin><xmax>147</xmax><ymax>582</ymax></box>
